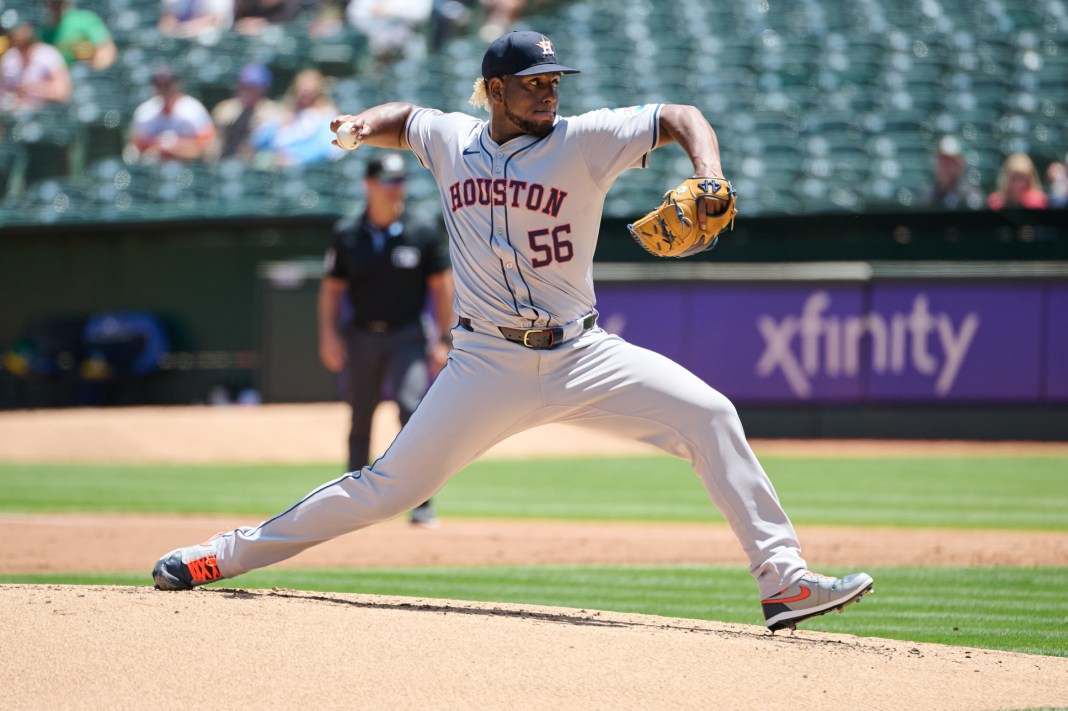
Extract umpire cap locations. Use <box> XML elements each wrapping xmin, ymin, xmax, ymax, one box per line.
<box><xmin>366</xmin><ymin>153</ymin><xmax>407</xmax><ymax>181</ymax></box>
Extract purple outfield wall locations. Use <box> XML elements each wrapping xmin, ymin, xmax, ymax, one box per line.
<box><xmin>594</xmin><ymin>282</ymin><xmax>1068</xmax><ymax>404</ymax></box>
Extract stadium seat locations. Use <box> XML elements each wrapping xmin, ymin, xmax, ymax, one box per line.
<box><xmin>0</xmin><ymin>141</ymin><xmax>28</xmax><ymax>200</ymax></box>
<box><xmin>8</xmin><ymin>0</ymin><xmax>1068</xmax><ymax>221</ymax></box>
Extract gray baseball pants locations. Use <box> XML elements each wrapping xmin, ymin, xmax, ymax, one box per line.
<box><xmin>213</xmin><ymin>326</ymin><xmax>807</xmax><ymax>598</ymax></box>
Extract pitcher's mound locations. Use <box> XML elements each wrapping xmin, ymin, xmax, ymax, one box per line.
<box><xmin>2</xmin><ymin>584</ymin><xmax>1066</xmax><ymax>710</ymax></box>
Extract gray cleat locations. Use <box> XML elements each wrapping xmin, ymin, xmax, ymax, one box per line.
<box><xmin>762</xmin><ymin>571</ymin><xmax>874</xmax><ymax>631</ymax></box>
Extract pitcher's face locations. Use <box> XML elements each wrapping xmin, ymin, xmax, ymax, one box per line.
<box><xmin>499</xmin><ymin>72</ymin><xmax>562</xmax><ymax>139</ymax></box>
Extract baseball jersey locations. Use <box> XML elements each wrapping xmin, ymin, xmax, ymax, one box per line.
<box><xmin>405</xmin><ymin>104</ymin><xmax>662</xmax><ymax>329</ymax></box>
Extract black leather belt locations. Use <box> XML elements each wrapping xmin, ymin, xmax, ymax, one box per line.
<box><xmin>458</xmin><ymin>314</ymin><xmax>597</xmax><ymax>350</ymax></box>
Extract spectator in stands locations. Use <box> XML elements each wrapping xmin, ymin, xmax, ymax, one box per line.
<box><xmin>478</xmin><ymin>0</ymin><xmax>528</xmax><ymax>42</ymax></box>
<box><xmin>251</xmin><ymin>68</ymin><xmax>344</xmax><ymax>167</ymax></box>
<box><xmin>127</xmin><ymin>67</ymin><xmax>216</xmax><ymax>163</ymax></box>
<box><xmin>1045</xmin><ymin>158</ymin><xmax>1068</xmax><ymax>209</ymax></box>
<box><xmin>233</xmin><ymin>0</ymin><xmax>303</xmax><ymax>36</ymax></box>
<box><xmin>0</xmin><ymin>23</ymin><xmax>72</xmax><ymax>113</ymax></box>
<box><xmin>41</xmin><ymin>0</ymin><xmax>117</xmax><ymax>71</ymax></box>
<box><xmin>158</xmin><ymin>0</ymin><xmax>234</xmax><ymax>40</ymax></box>
<box><xmin>209</xmin><ymin>63</ymin><xmax>282</xmax><ymax>161</ymax></box>
<box><xmin>346</xmin><ymin>0</ymin><xmax>433</xmax><ymax>65</ymax></box>
<box><xmin>919</xmin><ymin>135</ymin><xmax>984</xmax><ymax>210</ymax></box>
<box><xmin>428</xmin><ymin>0</ymin><xmax>473</xmax><ymax>50</ymax></box>
<box><xmin>306</xmin><ymin>0</ymin><xmax>348</xmax><ymax>38</ymax></box>
<box><xmin>481</xmin><ymin>0</ymin><xmax>553</xmax><ymax>41</ymax></box>
<box><xmin>988</xmin><ymin>152</ymin><xmax>1049</xmax><ymax>210</ymax></box>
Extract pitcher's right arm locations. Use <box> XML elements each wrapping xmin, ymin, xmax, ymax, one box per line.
<box><xmin>331</xmin><ymin>102</ymin><xmax>419</xmax><ymax>151</ymax></box>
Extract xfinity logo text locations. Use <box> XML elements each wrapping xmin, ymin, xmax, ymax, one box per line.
<box><xmin>756</xmin><ymin>291</ymin><xmax>980</xmax><ymax>398</ymax></box>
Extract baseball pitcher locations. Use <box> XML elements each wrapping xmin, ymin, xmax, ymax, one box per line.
<box><xmin>153</xmin><ymin>31</ymin><xmax>873</xmax><ymax>632</ymax></box>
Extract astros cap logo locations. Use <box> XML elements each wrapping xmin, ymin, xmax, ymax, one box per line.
<box><xmin>535</xmin><ymin>37</ymin><xmax>555</xmax><ymax>57</ymax></box>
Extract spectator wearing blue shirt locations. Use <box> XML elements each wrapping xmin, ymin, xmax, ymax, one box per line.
<box><xmin>252</xmin><ymin>68</ymin><xmax>344</xmax><ymax>167</ymax></box>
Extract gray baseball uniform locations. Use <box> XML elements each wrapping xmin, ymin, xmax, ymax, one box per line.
<box><xmin>209</xmin><ymin>102</ymin><xmax>808</xmax><ymax>599</ymax></box>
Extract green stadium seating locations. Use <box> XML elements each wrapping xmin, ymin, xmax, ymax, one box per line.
<box><xmin>3</xmin><ymin>0</ymin><xmax>1066</xmax><ymax>224</ymax></box>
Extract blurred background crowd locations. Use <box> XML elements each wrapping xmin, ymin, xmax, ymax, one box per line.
<box><xmin>1</xmin><ymin>0</ymin><xmax>1067</xmax><ymax>226</ymax></box>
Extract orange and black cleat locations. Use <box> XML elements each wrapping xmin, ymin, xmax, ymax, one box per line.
<box><xmin>152</xmin><ymin>542</ymin><xmax>226</xmax><ymax>591</ymax></box>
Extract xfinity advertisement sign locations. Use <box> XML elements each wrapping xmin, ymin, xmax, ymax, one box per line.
<box><xmin>595</xmin><ymin>282</ymin><xmax>1060</xmax><ymax>403</ymax></box>
<box><xmin>753</xmin><ymin>290</ymin><xmax>981</xmax><ymax>399</ymax></box>
<box><xmin>866</xmin><ymin>284</ymin><xmax>1042</xmax><ymax>401</ymax></box>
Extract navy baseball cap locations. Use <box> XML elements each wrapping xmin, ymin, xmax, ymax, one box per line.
<box><xmin>481</xmin><ymin>31</ymin><xmax>580</xmax><ymax>80</ymax></box>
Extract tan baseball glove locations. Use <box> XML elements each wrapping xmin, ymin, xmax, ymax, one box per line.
<box><xmin>627</xmin><ymin>177</ymin><xmax>737</xmax><ymax>258</ymax></box>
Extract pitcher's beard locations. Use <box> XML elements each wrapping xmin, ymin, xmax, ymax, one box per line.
<box><xmin>503</xmin><ymin>102</ymin><xmax>555</xmax><ymax>138</ymax></box>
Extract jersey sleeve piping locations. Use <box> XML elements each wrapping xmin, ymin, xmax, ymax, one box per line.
<box><xmin>405</xmin><ymin>107</ymin><xmax>431</xmax><ymax>170</ymax></box>
<box><xmin>642</xmin><ymin>103</ymin><xmax>664</xmax><ymax>169</ymax></box>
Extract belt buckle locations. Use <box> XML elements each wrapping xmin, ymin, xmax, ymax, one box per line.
<box><xmin>522</xmin><ymin>328</ymin><xmax>554</xmax><ymax>349</ymax></box>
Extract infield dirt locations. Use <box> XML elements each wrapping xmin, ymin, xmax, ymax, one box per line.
<box><xmin>1</xmin><ymin>403</ymin><xmax>1066</xmax><ymax>709</ymax></box>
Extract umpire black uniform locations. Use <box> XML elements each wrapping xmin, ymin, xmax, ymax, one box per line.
<box><xmin>319</xmin><ymin>154</ymin><xmax>453</xmax><ymax>526</ymax></box>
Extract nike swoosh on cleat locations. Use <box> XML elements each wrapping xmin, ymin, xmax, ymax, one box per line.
<box><xmin>762</xmin><ymin>587</ymin><xmax>811</xmax><ymax>604</ymax></box>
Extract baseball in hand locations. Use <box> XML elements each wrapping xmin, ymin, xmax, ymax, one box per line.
<box><xmin>335</xmin><ymin>121</ymin><xmax>362</xmax><ymax>150</ymax></box>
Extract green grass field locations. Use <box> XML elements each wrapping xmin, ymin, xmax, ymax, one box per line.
<box><xmin>1</xmin><ymin>454</ymin><xmax>1066</xmax><ymax>657</ymax></box>
<box><xmin>2</xmin><ymin>455</ymin><xmax>1066</xmax><ymax>529</ymax></box>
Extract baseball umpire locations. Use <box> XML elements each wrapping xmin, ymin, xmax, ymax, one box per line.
<box><xmin>154</xmin><ymin>30</ymin><xmax>873</xmax><ymax>632</ymax></box>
